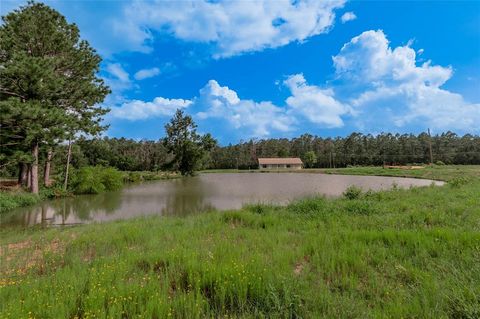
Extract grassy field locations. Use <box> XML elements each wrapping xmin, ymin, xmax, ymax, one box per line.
<box><xmin>1</xmin><ymin>166</ymin><xmax>479</xmax><ymax>318</ymax></box>
<box><xmin>322</xmin><ymin>165</ymin><xmax>480</xmax><ymax>182</ymax></box>
<box><xmin>204</xmin><ymin>165</ymin><xmax>480</xmax><ymax>182</ymax></box>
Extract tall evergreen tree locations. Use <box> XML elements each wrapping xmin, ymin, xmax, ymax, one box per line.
<box><xmin>0</xmin><ymin>1</ymin><xmax>110</xmax><ymax>193</ymax></box>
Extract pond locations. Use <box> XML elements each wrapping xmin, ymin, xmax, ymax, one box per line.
<box><xmin>1</xmin><ymin>173</ymin><xmax>443</xmax><ymax>227</ymax></box>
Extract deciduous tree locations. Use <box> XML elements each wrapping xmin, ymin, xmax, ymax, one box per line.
<box><xmin>164</xmin><ymin>110</ymin><xmax>216</xmax><ymax>176</ymax></box>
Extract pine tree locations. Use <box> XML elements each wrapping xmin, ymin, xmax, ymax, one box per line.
<box><xmin>0</xmin><ymin>2</ymin><xmax>110</xmax><ymax>193</ymax></box>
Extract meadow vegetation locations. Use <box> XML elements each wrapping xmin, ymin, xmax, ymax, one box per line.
<box><xmin>205</xmin><ymin>164</ymin><xmax>480</xmax><ymax>182</ymax></box>
<box><xmin>1</xmin><ymin>166</ymin><xmax>479</xmax><ymax>318</ymax></box>
<box><xmin>323</xmin><ymin>164</ymin><xmax>480</xmax><ymax>182</ymax></box>
<box><xmin>0</xmin><ymin>191</ymin><xmax>42</xmax><ymax>214</ymax></box>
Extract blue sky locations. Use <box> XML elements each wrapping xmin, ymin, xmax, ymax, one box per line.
<box><xmin>2</xmin><ymin>0</ymin><xmax>480</xmax><ymax>144</ymax></box>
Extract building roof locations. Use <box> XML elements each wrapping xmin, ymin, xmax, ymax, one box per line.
<box><xmin>258</xmin><ymin>157</ymin><xmax>303</xmax><ymax>165</ymax></box>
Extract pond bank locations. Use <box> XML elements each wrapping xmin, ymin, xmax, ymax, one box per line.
<box><xmin>0</xmin><ymin>171</ymin><xmax>179</xmax><ymax>214</ymax></box>
<box><xmin>1</xmin><ymin>167</ymin><xmax>479</xmax><ymax>317</ymax></box>
<box><xmin>1</xmin><ymin>165</ymin><xmax>471</xmax><ymax>215</ymax></box>
<box><xmin>2</xmin><ymin>173</ymin><xmax>443</xmax><ymax>227</ymax></box>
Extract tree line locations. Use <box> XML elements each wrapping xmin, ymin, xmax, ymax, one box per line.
<box><xmin>6</xmin><ymin>131</ymin><xmax>473</xmax><ymax>180</ymax></box>
<box><xmin>210</xmin><ymin>132</ymin><xmax>480</xmax><ymax>169</ymax></box>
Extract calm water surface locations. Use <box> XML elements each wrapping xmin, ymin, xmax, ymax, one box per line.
<box><xmin>1</xmin><ymin>173</ymin><xmax>443</xmax><ymax>227</ymax></box>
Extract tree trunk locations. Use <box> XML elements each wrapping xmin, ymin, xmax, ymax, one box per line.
<box><xmin>41</xmin><ymin>205</ymin><xmax>47</xmax><ymax>227</ymax></box>
<box><xmin>26</xmin><ymin>164</ymin><xmax>32</xmax><ymax>189</ymax></box>
<box><xmin>18</xmin><ymin>162</ymin><xmax>28</xmax><ymax>186</ymax></box>
<box><xmin>64</xmin><ymin>140</ymin><xmax>72</xmax><ymax>191</ymax></box>
<box><xmin>44</xmin><ymin>149</ymin><xmax>53</xmax><ymax>187</ymax></box>
<box><xmin>30</xmin><ymin>143</ymin><xmax>39</xmax><ymax>194</ymax></box>
<box><xmin>428</xmin><ymin>128</ymin><xmax>434</xmax><ymax>164</ymax></box>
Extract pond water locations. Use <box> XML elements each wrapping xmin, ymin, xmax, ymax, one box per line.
<box><xmin>1</xmin><ymin>173</ymin><xmax>443</xmax><ymax>227</ymax></box>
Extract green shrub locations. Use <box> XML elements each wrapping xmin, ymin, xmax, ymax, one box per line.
<box><xmin>71</xmin><ymin>166</ymin><xmax>105</xmax><ymax>194</ymax></box>
<box><xmin>101</xmin><ymin>167</ymin><xmax>123</xmax><ymax>191</ymax></box>
<box><xmin>343</xmin><ymin>185</ymin><xmax>363</xmax><ymax>200</ymax></box>
<box><xmin>125</xmin><ymin>171</ymin><xmax>143</xmax><ymax>183</ymax></box>
<box><xmin>39</xmin><ymin>186</ymin><xmax>71</xmax><ymax>199</ymax></box>
<box><xmin>70</xmin><ymin>166</ymin><xmax>123</xmax><ymax>194</ymax></box>
<box><xmin>435</xmin><ymin>160</ymin><xmax>446</xmax><ymax>166</ymax></box>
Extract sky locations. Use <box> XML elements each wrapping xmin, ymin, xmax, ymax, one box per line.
<box><xmin>2</xmin><ymin>0</ymin><xmax>480</xmax><ymax>144</ymax></box>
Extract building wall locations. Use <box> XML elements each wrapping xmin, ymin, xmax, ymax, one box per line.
<box><xmin>260</xmin><ymin>164</ymin><xmax>302</xmax><ymax>169</ymax></box>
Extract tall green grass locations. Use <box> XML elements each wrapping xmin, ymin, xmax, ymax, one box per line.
<box><xmin>0</xmin><ymin>192</ymin><xmax>40</xmax><ymax>213</ymax></box>
<box><xmin>123</xmin><ymin>171</ymin><xmax>179</xmax><ymax>183</ymax></box>
<box><xmin>1</xmin><ymin>169</ymin><xmax>479</xmax><ymax>318</ymax></box>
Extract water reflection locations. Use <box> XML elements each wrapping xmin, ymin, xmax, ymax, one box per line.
<box><xmin>160</xmin><ymin>178</ymin><xmax>215</xmax><ymax>216</ymax></box>
<box><xmin>1</xmin><ymin>173</ymin><xmax>443</xmax><ymax>227</ymax></box>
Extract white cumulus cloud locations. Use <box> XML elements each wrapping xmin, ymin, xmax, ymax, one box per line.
<box><xmin>340</xmin><ymin>11</ymin><xmax>356</xmax><ymax>23</ymax></box>
<box><xmin>134</xmin><ymin>67</ymin><xmax>160</xmax><ymax>80</ymax></box>
<box><xmin>332</xmin><ymin>30</ymin><xmax>480</xmax><ymax>131</ymax></box>
<box><xmin>284</xmin><ymin>74</ymin><xmax>349</xmax><ymax>127</ymax></box>
<box><xmin>333</xmin><ymin>30</ymin><xmax>452</xmax><ymax>87</ymax></box>
<box><xmin>110</xmin><ymin>97</ymin><xmax>192</xmax><ymax>121</ymax></box>
<box><xmin>112</xmin><ymin>0</ymin><xmax>346</xmax><ymax>58</ymax></box>
<box><xmin>196</xmin><ymin>80</ymin><xmax>294</xmax><ymax>137</ymax></box>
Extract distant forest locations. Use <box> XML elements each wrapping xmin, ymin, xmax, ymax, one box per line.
<box><xmin>6</xmin><ymin>131</ymin><xmax>473</xmax><ymax>176</ymax></box>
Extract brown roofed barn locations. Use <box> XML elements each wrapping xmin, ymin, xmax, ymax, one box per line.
<box><xmin>258</xmin><ymin>158</ymin><xmax>303</xmax><ymax>170</ymax></box>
